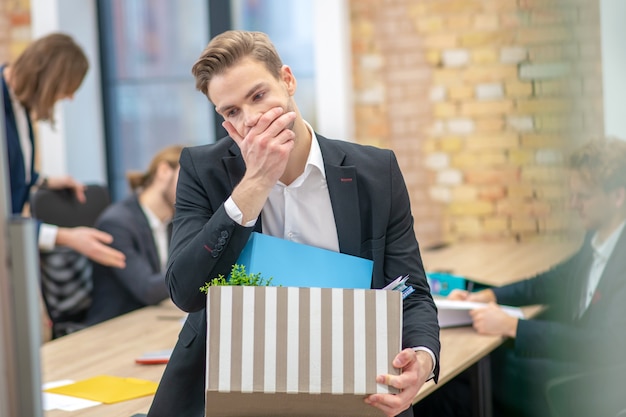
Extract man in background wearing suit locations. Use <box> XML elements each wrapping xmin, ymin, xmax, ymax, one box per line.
<box><xmin>417</xmin><ymin>138</ymin><xmax>626</xmax><ymax>417</ymax></box>
<box><xmin>84</xmin><ymin>145</ymin><xmax>183</xmax><ymax>325</ymax></box>
<box><xmin>147</xmin><ymin>30</ymin><xmax>440</xmax><ymax>417</ymax></box>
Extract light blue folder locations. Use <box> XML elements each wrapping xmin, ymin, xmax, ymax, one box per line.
<box><xmin>235</xmin><ymin>232</ymin><xmax>374</xmax><ymax>289</ymax></box>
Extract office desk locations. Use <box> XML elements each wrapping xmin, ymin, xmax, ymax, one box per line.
<box><xmin>42</xmin><ymin>301</ymin><xmax>185</xmax><ymax>417</ymax></box>
<box><xmin>422</xmin><ymin>238</ymin><xmax>581</xmax><ymax>286</ymax></box>
<box><xmin>416</xmin><ymin>238</ymin><xmax>580</xmax><ymax>416</ymax></box>
<box><xmin>42</xmin><ymin>240</ymin><xmax>579</xmax><ymax>417</ymax></box>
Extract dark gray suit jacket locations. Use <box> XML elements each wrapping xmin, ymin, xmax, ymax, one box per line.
<box><xmin>148</xmin><ymin>135</ymin><xmax>440</xmax><ymax>417</ymax></box>
<box><xmin>84</xmin><ymin>195</ymin><xmax>169</xmax><ymax>325</ymax></box>
<box><xmin>494</xmin><ymin>227</ymin><xmax>626</xmax><ymax>367</ymax></box>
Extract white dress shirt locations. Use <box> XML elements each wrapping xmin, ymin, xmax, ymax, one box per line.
<box><xmin>140</xmin><ymin>203</ymin><xmax>171</xmax><ymax>272</ymax></box>
<box><xmin>581</xmin><ymin>221</ymin><xmax>625</xmax><ymax>314</ymax></box>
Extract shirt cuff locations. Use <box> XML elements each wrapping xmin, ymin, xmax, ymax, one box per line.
<box><xmin>224</xmin><ymin>196</ymin><xmax>257</xmax><ymax>228</ymax></box>
<box><xmin>39</xmin><ymin>223</ymin><xmax>58</xmax><ymax>251</ymax></box>
<box><xmin>413</xmin><ymin>346</ymin><xmax>436</xmax><ymax>381</ymax></box>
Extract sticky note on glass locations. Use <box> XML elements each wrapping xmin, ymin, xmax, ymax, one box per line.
<box><xmin>44</xmin><ymin>375</ymin><xmax>158</xmax><ymax>404</ymax></box>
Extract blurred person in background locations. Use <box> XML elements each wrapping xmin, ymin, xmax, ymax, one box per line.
<box><xmin>1</xmin><ymin>32</ymin><xmax>126</xmax><ymax>269</ymax></box>
<box><xmin>415</xmin><ymin>137</ymin><xmax>626</xmax><ymax>417</ymax></box>
<box><xmin>2</xmin><ymin>32</ymin><xmax>125</xmax><ymax>341</ymax></box>
<box><xmin>84</xmin><ymin>145</ymin><xmax>183</xmax><ymax>325</ymax></box>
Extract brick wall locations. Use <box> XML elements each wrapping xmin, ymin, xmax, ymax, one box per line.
<box><xmin>0</xmin><ymin>0</ymin><xmax>32</xmax><ymax>63</ymax></box>
<box><xmin>350</xmin><ymin>0</ymin><xmax>603</xmax><ymax>246</ymax></box>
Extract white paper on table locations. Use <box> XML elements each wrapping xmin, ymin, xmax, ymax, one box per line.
<box><xmin>42</xmin><ymin>380</ymin><xmax>102</xmax><ymax>411</ymax></box>
<box><xmin>434</xmin><ymin>298</ymin><xmax>525</xmax><ymax>328</ymax></box>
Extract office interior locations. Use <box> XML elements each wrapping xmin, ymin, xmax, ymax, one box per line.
<box><xmin>1</xmin><ymin>0</ymin><xmax>626</xmax><ymax>415</ymax></box>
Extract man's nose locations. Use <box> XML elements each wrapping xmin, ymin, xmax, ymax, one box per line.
<box><xmin>243</xmin><ymin>107</ymin><xmax>261</xmax><ymax>127</ymax></box>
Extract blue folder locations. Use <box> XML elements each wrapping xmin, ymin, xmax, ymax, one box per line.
<box><xmin>235</xmin><ymin>232</ymin><xmax>374</xmax><ymax>289</ymax></box>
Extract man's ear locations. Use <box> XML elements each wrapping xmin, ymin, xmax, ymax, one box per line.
<box><xmin>280</xmin><ymin>65</ymin><xmax>297</xmax><ymax>96</ymax></box>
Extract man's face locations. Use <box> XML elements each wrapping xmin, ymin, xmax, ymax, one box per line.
<box><xmin>208</xmin><ymin>58</ymin><xmax>296</xmax><ymax>139</ymax></box>
<box><xmin>569</xmin><ymin>171</ymin><xmax>615</xmax><ymax>231</ymax></box>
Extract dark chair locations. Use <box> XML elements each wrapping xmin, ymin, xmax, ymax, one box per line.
<box><xmin>30</xmin><ymin>184</ymin><xmax>111</xmax><ymax>338</ymax></box>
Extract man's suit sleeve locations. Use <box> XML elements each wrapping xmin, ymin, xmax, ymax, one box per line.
<box><xmin>384</xmin><ymin>151</ymin><xmax>441</xmax><ymax>380</ymax></box>
<box><xmin>165</xmin><ymin>147</ymin><xmax>253</xmax><ymax>313</ymax></box>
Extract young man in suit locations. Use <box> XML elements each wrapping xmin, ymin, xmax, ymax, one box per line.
<box><xmin>147</xmin><ymin>30</ymin><xmax>440</xmax><ymax>417</ymax></box>
<box><xmin>417</xmin><ymin>138</ymin><xmax>626</xmax><ymax>417</ymax></box>
<box><xmin>83</xmin><ymin>145</ymin><xmax>183</xmax><ymax>325</ymax></box>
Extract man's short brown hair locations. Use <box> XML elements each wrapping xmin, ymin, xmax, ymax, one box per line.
<box><xmin>568</xmin><ymin>138</ymin><xmax>626</xmax><ymax>192</ymax></box>
<box><xmin>191</xmin><ymin>30</ymin><xmax>283</xmax><ymax>100</ymax></box>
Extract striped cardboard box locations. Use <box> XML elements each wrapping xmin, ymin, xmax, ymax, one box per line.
<box><xmin>205</xmin><ymin>286</ymin><xmax>402</xmax><ymax>417</ymax></box>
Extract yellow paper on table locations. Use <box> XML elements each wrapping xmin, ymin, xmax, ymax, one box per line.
<box><xmin>44</xmin><ymin>375</ymin><xmax>158</xmax><ymax>404</ymax></box>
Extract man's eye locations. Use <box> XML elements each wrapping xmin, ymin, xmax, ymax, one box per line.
<box><xmin>253</xmin><ymin>92</ymin><xmax>264</xmax><ymax>101</ymax></box>
<box><xmin>227</xmin><ymin>109</ymin><xmax>239</xmax><ymax>118</ymax></box>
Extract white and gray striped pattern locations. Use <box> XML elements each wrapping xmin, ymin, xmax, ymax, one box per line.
<box><xmin>206</xmin><ymin>286</ymin><xmax>402</xmax><ymax>396</ymax></box>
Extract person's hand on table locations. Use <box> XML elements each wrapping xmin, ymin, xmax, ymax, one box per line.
<box><xmin>364</xmin><ymin>348</ymin><xmax>432</xmax><ymax>416</ymax></box>
<box><xmin>448</xmin><ymin>288</ymin><xmax>496</xmax><ymax>303</ymax></box>
<box><xmin>470</xmin><ymin>302</ymin><xmax>518</xmax><ymax>338</ymax></box>
<box><xmin>45</xmin><ymin>175</ymin><xmax>87</xmax><ymax>203</ymax></box>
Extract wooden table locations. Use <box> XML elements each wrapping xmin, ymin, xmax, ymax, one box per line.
<box><xmin>42</xmin><ymin>301</ymin><xmax>185</xmax><ymax>417</ymax></box>
<box><xmin>422</xmin><ymin>238</ymin><xmax>581</xmax><ymax>286</ymax></box>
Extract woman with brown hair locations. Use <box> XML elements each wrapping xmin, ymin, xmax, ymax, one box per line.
<box><xmin>2</xmin><ymin>32</ymin><xmax>125</xmax><ymax>269</ymax></box>
<box><xmin>84</xmin><ymin>145</ymin><xmax>183</xmax><ymax>325</ymax></box>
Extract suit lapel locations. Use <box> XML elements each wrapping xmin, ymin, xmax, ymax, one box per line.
<box><xmin>130</xmin><ymin>197</ymin><xmax>161</xmax><ymax>271</ymax></box>
<box><xmin>318</xmin><ymin>137</ymin><xmax>361</xmax><ymax>257</ymax></box>
<box><xmin>583</xmin><ymin>227</ymin><xmax>626</xmax><ymax>317</ymax></box>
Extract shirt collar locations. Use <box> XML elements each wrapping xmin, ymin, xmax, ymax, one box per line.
<box><xmin>140</xmin><ymin>202</ymin><xmax>168</xmax><ymax>231</ymax></box>
<box><xmin>591</xmin><ymin>220</ymin><xmax>626</xmax><ymax>262</ymax></box>
<box><xmin>303</xmin><ymin>120</ymin><xmax>325</xmax><ymax>180</ymax></box>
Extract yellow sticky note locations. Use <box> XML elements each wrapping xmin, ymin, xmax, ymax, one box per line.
<box><xmin>44</xmin><ymin>375</ymin><xmax>158</xmax><ymax>404</ymax></box>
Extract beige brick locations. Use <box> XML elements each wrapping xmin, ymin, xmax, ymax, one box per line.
<box><xmin>442</xmin><ymin>49</ymin><xmax>471</xmax><ymax>67</ymax></box>
<box><xmin>439</xmin><ymin>136</ymin><xmax>465</xmax><ymax>152</ymax></box>
<box><xmin>473</xmin><ymin>14</ymin><xmax>499</xmax><ymax>30</ymax></box>
<box><xmin>517</xmin><ymin>27</ymin><xmax>573</xmax><ymax>44</ymax></box>
<box><xmin>448</xmin><ymin>84</ymin><xmax>474</xmax><ymax>100</ymax></box>
<box><xmin>434</xmin><ymin>102</ymin><xmax>458</xmax><ymax>117</ymax></box>
<box><xmin>463</xmin><ymin>65</ymin><xmax>518</xmax><ymax>82</ymax></box>
<box><xmin>434</xmin><ymin>68</ymin><xmax>462</xmax><ymax>84</ymax></box>
<box><xmin>476</xmin><ymin>83</ymin><xmax>504</xmax><ymax>100</ymax></box>
<box><xmin>521</xmin><ymin>166</ymin><xmax>566</xmax><ymax>183</ymax></box>
<box><xmin>474</xmin><ymin>117</ymin><xmax>506</xmax><ymax>132</ymax></box>
<box><xmin>460</xmin><ymin>31</ymin><xmax>516</xmax><ymax>47</ymax></box>
<box><xmin>504</xmin><ymin>81</ymin><xmax>533</xmax><ymax>98</ymax></box>
<box><xmin>521</xmin><ymin>133</ymin><xmax>567</xmax><ymax>148</ymax></box>
<box><xmin>508</xmin><ymin>184</ymin><xmax>534</xmax><ymax>199</ymax></box>
<box><xmin>511</xmin><ymin>217</ymin><xmax>537</xmax><ymax>233</ymax></box>
<box><xmin>516</xmin><ymin>99</ymin><xmax>572</xmax><ymax>114</ymax></box>
<box><xmin>416</xmin><ymin>16</ymin><xmax>445</xmax><ymax>32</ymax></box>
<box><xmin>483</xmin><ymin>217</ymin><xmax>509</xmax><ymax>233</ymax></box>
<box><xmin>508</xmin><ymin>149</ymin><xmax>535</xmax><ymax>165</ymax></box>
<box><xmin>447</xmin><ymin>201</ymin><xmax>494</xmax><ymax>216</ymax></box>
<box><xmin>465</xmin><ymin>167</ymin><xmax>520</xmax><ymax>185</ymax></box>
<box><xmin>425</xmin><ymin>50</ymin><xmax>441</xmax><ymax>65</ymax></box>
<box><xmin>536</xmin><ymin>79</ymin><xmax>583</xmax><ymax>96</ymax></box>
<box><xmin>451</xmin><ymin>151</ymin><xmax>507</xmax><ymax>168</ymax></box>
<box><xmin>426</xmin><ymin>1</ymin><xmax>483</xmax><ymax>14</ymax></box>
<box><xmin>534</xmin><ymin>115</ymin><xmax>582</xmax><ymax>132</ymax></box>
<box><xmin>478</xmin><ymin>185</ymin><xmax>507</xmax><ymax>200</ymax></box>
<box><xmin>447</xmin><ymin>118</ymin><xmax>475</xmax><ymax>134</ymax></box>
<box><xmin>472</xmin><ymin>47</ymin><xmax>499</xmax><ymax>64</ymax></box>
<box><xmin>450</xmin><ymin>217</ymin><xmax>483</xmax><ymax>236</ymax></box>
<box><xmin>451</xmin><ymin>185</ymin><xmax>479</xmax><ymax>201</ymax></box>
<box><xmin>423</xmin><ymin>33</ymin><xmax>458</xmax><ymax>49</ymax></box>
<box><xmin>466</xmin><ymin>133</ymin><xmax>519</xmax><ymax>150</ymax></box>
<box><xmin>535</xmin><ymin>184</ymin><xmax>568</xmax><ymax>200</ymax></box>
<box><xmin>447</xmin><ymin>15</ymin><xmax>473</xmax><ymax>31</ymax></box>
<box><xmin>461</xmin><ymin>100</ymin><xmax>514</xmax><ymax>117</ymax></box>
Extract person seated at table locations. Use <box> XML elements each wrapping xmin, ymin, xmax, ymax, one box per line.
<box><xmin>414</xmin><ymin>137</ymin><xmax>626</xmax><ymax>417</ymax></box>
<box><xmin>84</xmin><ymin>145</ymin><xmax>183</xmax><ymax>325</ymax></box>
